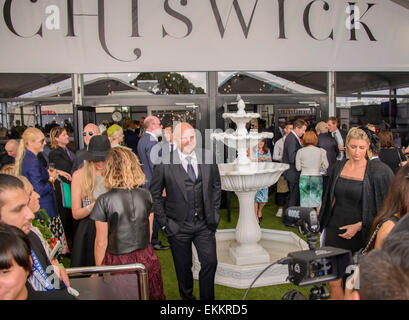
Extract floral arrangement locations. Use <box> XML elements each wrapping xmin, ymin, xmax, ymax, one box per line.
<box><xmin>31</xmin><ymin>209</ymin><xmax>59</xmax><ymax>250</ymax></box>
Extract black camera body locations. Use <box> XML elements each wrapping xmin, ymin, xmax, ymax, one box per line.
<box><xmin>283</xmin><ymin>207</ymin><xmax>353</xmax><ymax>288</ymax></box>
<box><xmin>287</xmin><ymin>246</ymin><xmax>352</xmax><ymax>286</ymax></box>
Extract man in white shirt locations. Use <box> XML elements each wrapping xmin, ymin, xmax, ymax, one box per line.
<box><xmin>327</xmin><ymin>117</ymin><xmax>345</xmax><ymax>161</ymax></box>
<box><xmin>273</xmin><ymin>123</ymin><xmax>293</xmax><ymax>162</ymax></box>
<box><xmin>273</xmin><ymin>122</ymin><xmax>293</xmax><ymax>217</ymax></box>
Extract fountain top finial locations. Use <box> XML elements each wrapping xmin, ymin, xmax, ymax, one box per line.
<box><xmin>236</xmin><ymin>95</ymin><xmax>246</xmax><ymax>115</ymax></box>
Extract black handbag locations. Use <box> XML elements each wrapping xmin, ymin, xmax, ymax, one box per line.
<box><xmin>397</xmin><ymin>148</ymin><xmax>406</xmax><ymax>167</ymax></box>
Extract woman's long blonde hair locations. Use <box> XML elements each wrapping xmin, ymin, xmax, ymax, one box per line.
<box><xmin>14</xmin><ymin>127</ymin><xmax>43</xmax><ymax>176</ymax></box>
<box><xmin>80</xmin><ymin>161</ymin><xmax>104</xmax><ymax>202</ymax></box>
<box><xmin>102</xmin><ymin>147</ymin><xmax>145</xmax><ymax>190</ymax></box>
<box><xmin>345</xmin><ymin>127</ymin><xmax>372</xmax><ymax>160</ymax></box>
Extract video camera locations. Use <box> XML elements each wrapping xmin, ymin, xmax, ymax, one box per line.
<box><xmin>283</xmin><ymin>207</ymin><xmax>352</xmax><ymax>287</ymax></box>
<box><xmin>243</xmin><ymin>207</ymin><xmax>353</xmax><ymax>300</ymax></box>
<box><xmin>282</xmin><ymin>207</ymin><xmax>352</xmax><ymax>299</ymax></box>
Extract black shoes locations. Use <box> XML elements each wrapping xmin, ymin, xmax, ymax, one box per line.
<box><xmin>153</xmin><ymin>244</ymin><xmax>170</xmax><ymax>250</ymax></box>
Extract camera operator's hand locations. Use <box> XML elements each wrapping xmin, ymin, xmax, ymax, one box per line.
<box><xmin>338</xmin><ymin>222</ymin><xmax>362</xmax><ymax>240</ymax></box>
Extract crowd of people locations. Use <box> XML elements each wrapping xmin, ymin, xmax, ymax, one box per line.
<box><xmin>0</xmin><ymin>113</ymin><xmax>409</xmax><ymax>301</ymax></box>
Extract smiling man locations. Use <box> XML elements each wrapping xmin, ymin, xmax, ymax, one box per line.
<box><xmin>150</xmin><ymin>122</ymin><xmax>221</xmax><ymax>300</ymax></box>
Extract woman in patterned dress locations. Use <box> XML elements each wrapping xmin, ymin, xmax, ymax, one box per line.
<box><xmin>296</xmin><ymin>130</ymin><xmax>329</xmax><ymax>214</ymax></box>
<box><xmin>249</xmin><ymin>139</ymin><xmax>272</xmax><ymax>223</ymax></box>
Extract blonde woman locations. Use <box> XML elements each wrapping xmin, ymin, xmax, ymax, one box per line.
<box><xmin>15</xmin><ymin>127</ymin><xmax>68</xmax><ymax>254</ymax></box>
<box><xmin>70</xmin><ymin>135</ymin><xmax>110</xmax><ymax>267</ymax></box>
<box><xmin>319</xmin><ymin>127</ymin><xmax>394</xmax><ymax>300</ymax></box>
<box><xmin>91</xmin><ymin>147</ymin><xmax>166</xmax><ymax>300</ymax></box>
<box><xmin>107</xmin><ymin>124</ymin><xmax>124</xmax><ymax>147</ymax></box>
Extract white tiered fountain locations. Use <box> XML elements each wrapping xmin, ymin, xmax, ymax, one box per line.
<box><xmin>192</xmin><ymin>96</ymin><xmax>308</xmax><ymax>289</ymax></box>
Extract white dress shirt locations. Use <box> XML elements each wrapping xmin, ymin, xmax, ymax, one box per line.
<box><xmin>146</xmin><ymin>130</ymin><xmax>158</xmax><ymax>142</ymax></box>
<box><xmin>273</xmin><ymin>136</ymin><xmax>286</xmax><ymax>162</ymax></box>
<box><xmin>332</xmin><ymin>129</ymin><xmax>344</xmax><ymax>160</ymax></box>
<box><xmin>177</xmin><ymin>149</ymin><xmax>198</xmax><ymax>178</ymax></box>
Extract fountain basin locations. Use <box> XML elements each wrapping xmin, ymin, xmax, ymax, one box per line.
<box><xmin>211</xmin><ymin>132</ymin><xmax>273</xmax><ymax>150</ymax></box>
<box><xmin>218</xmin><ymin>162</ymin><xmax>289</xmax><ymax>191</ymax></box>
<box><xmin>192</xmin><ymin>229</ymin><xmax>308</xmax><ymax>289</ymax></box>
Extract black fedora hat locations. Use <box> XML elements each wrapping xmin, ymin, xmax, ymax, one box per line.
<box><xmin>78</xmin><ymin>135</ymin><xmax>111</xmax><ymax>162</ymax></box>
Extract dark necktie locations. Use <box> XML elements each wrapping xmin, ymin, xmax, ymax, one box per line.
<box><xmin>65</xmin><ymin>148</ymin><xmax>73</xmax><ymax>161</ymax></box>
<box><xmin>332</xmin><ymin>132</ymin><xmax>339</xmax><ymax>144</ymax></box>
<box><xmin>186</xmin><ymin>156</ymin><xmax>196</xmax><ymax>182</ymax></box>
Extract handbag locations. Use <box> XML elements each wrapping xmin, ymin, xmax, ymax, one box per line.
<box><xmin>397</xmin><ymin>148</ymin><xmax>406</xmax><ymax>167</ymax></box>
<box><xmin>59</xmin><ymin>178</ymin><xmax>72</xmax><ymax>209</ymax></box>
<box><xmin>353</xmin><ymin>216</ymin><xmax>398</xmax><ymax>264</ymax></box>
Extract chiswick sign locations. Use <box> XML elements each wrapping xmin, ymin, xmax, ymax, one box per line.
<box><xmin>1</xmin><ymin>0</ymin><xmax>408</xmax><ymax>73</ymax></box>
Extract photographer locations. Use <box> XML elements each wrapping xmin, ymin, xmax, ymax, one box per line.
<box><xmin>345</xmin><ymin>231</ymin><xmax>409</xmax><ymax>300</ymax></box>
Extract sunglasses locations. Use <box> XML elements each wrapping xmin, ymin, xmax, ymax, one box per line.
<box><xmin>83</xmin><ymin>131</ymin><xmax>94</xmax><ymax>137</ymax></box>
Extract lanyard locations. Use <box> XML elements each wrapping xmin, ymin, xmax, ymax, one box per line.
<box><xmin>28</xmin><ymin>249</ymin><xmax>55</xmax><ymax>291</ymax></box>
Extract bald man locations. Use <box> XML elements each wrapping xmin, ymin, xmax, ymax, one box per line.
<box><xmin>137</xmin><ymin>116</ymin><xmax>169</xmax><ymax>250</ymax></box>
<box><xmin>150</xmin><ymin>122</ymin><xmax>221</xmax><ymax>300</ymax></box>
<box><xmin>1</xmin><ymin>139</ymin><xmax>19</xmax><ymax>168</ymax></box>
<box><xmin>71</xmin><ymin>123</ymin><xmax>101</xmax><ymax>172</ymax></box>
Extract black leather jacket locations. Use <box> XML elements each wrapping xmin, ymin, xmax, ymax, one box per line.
<box><xmin>91</xmin><ymin>188</ymin><xmax>152</xmax><ymax>255</ymax></box>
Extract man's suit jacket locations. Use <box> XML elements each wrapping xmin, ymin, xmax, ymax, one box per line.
<box><xmin>282</xmin><ymin>131</ymin><xmax>302</xmax><ymax>183</ymax></box>
<box><xmin>137</xmin><ymin>133</ymin><xmax>159</xmax><ymax>189</ymax></box>
<box><xmin>124</xmin><ymin>129</ymin><xmax>139</xmax><ymax>155</ymax></box>
<box><xmin>317</xmin><ymin>133</ymin><xmax>339</xmax><ymax>176</ymax></box>
<box><xmin>150</xmin><ymin>148</ymin><xmax>222</xmax><ymax>237</ymax></box>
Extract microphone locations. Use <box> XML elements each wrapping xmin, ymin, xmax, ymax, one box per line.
<box><xmin>284</xmin><ymin>207</ymin><xmax>319</xmax><ymax>234</ymax></box>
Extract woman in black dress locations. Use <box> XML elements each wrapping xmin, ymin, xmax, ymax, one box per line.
<box><xmin>320</xmin><ymin>127</ymin><xmax>394</xmax><ymax>300</ymax></box>
<box><xmin>378</xmin><ymin>130</ymin><xmax>407</xmax><ymax>174</ymax></box>
<box><xmin>48</xmin><ymin>127</ymin><xmax>76</xmax><ymax>252</ymax></box>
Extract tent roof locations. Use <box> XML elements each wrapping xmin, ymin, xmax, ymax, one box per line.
<box><xmin>269</xmin><ymin>72</ymin><xmax>409</xmax><ymax>94</ymax></box>
<box><xmin>0</xmin><ymin>73</ymin><xmax>70</xmax><ymax>98</ymax></box>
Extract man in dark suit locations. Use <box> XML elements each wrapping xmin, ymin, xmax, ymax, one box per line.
<box><xmin>138</xmin><ymin>116</ymin><xmax>169</xmax><ymax>251</ymax></box>
<box><xmin>124</xmin><ymin>119</ymin><xmax>139</xmax><ymax>156</ymax></box>
<box><xmin>282</xmin><ymin>119</ymin><xmax>307</xmax><ymax>226</ymax></box>
<box><xmin>150</xmin><ymin>122</ymin><xmax>222</xmax><ymax>300</ymax></box>
<box><xmin>316</xmin><ymin>121</ymin><xmax>339</xmax><ymax>192</ymax></box>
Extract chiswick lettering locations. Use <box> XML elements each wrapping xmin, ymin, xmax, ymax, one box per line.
<box><xmin>2</xmin><ymin>0</ymin><xmax>377</xmax><ymax>62</ymax></box>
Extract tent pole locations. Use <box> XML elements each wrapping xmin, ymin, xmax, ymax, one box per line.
<box><xmin>328</xmin><ymin>71</ymin><xmax>336</xmax><ymax>118</ymax></box>
<box><xmin>72</xmin><ymin>74</ymin><xmax>84</xmax><ymax>151</ymax></box>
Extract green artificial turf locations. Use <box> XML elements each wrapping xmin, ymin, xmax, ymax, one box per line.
<box><xmin>155</xmin><ymin>192</ymin><xmax>319</xmax><ymax>300</ymax></box>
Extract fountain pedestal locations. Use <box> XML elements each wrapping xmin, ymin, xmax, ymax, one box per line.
<box><xmin>229</xmin><ymin>190</ymin><xmax>270</xmax><ymax>265</ymax></box>
<box><xmin>204</xmin><ymin>95</ymin><xmax>303</xmax><ymax>288</ymax></box>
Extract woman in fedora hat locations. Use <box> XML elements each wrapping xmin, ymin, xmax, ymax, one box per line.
<box><xmin>70</xmin><ymin>135</ymin><xmax>111</xmax><ymax>267</ymax></box>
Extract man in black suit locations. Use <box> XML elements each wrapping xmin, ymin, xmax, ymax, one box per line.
<box><xmin>138</xmin><ymin>116</ymin><xmax>169</xmax><ymax>251</ymax></box>
<box><xmin>282</xmin><ymin>118</ymin><xmax>307</xmax><ymax>225</ymax></box>
<box><xmin>124</xmin><ymin>119</ymin><xmax>139</xmax><ymax>156</ymax></box>
<box><xmin>150</xmin><ymin>122</ymin><xmax>222</xmax><ymax>300</ymax></box>
<box><xmin>316</xmin><ymin>121</ymin><xmax>339</xmax><ymax>192</ymax></box>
